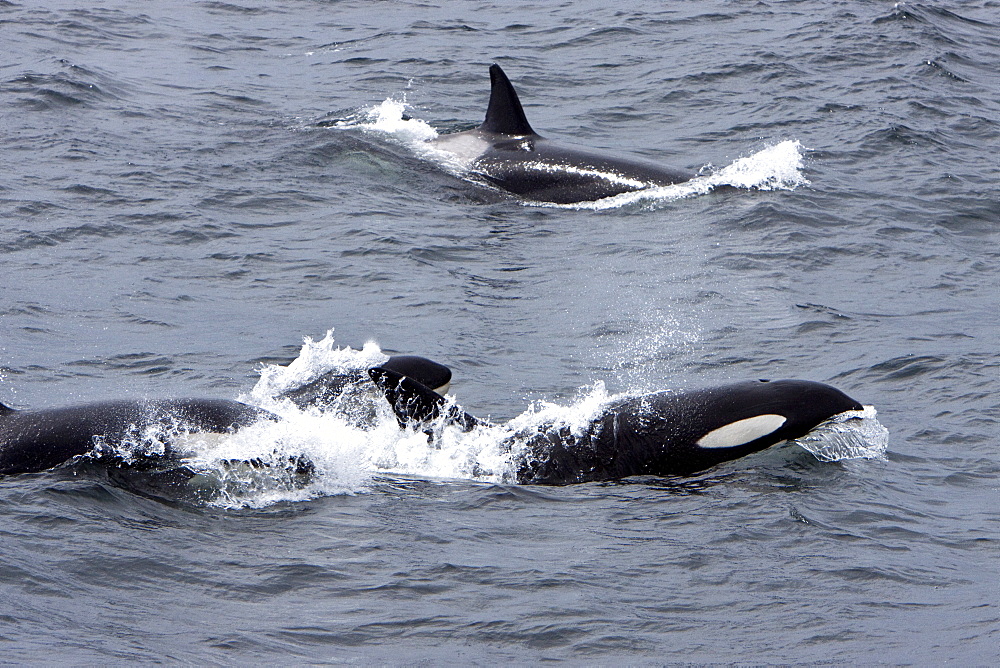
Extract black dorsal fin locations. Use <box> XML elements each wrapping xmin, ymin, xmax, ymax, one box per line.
<box><xmin>480</xmin><ymin>63</ymin><xmax>536</xmax><ymax>137</ymax></box>
<box><xmin>368</xmin><ymin>367</ymin><xmax>480</xmax><ymax>432</ymax></box>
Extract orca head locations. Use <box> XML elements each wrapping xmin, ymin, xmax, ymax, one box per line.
<box><xmin>693</xmin><ymin>379</ymin><xmax>864</xmax><ymax>452</ymax></box>
<box><xmin>280</xmin><ymin>354</ymin><xmax>452</xmax><ymax>411</ymax></box>
<box><xmin>380</xmin><ymin>355</ymin><xmax>452</xmax><ymax>395</ymax></box>
<box><xmin>755</xmin><ymin>379</ymin><xmax>863</xmax><ymax>440</ymax></box>
<box><xmin>480</xmin><ymin>63</ymin><xmax>537</xmax><ymax>137</ymax></box>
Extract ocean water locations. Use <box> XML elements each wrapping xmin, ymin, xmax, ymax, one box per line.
<box><xmin>1</xmin><ymin>0</ymin><xmax>998</xmax><ymax>663</ymax></box>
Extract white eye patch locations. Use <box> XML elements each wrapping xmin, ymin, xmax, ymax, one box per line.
<box><xmin>696</xmin><ymin>414</ymin><xmax>787</xmax><ymax>449</ymax></box>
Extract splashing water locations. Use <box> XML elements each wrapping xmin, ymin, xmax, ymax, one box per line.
<box><xmin>506</xmin><ymin>382</ymin><xmax>614</xmax><ymax>439</ymax></box>
<box><xmin>175</xmin><ymin>413</ymin><xmax>381</xmax><ymax>508</ymax></box>
<box><xmin>708</xmin><ymin>140</ymin><xmax>809</xmax><ymax>190</ymax></box>
<box><xmin>791</xmin><ymin>405</ymin><xmax>889</xmax><ymax>462</ymax></box>
<box><xmin>247</xmin><ymin>329</ymin><xmax>387</xmax><ymax>407</ymax></box>
<box><xmin>330</xmin><ymin>98</ymin><xmax>442</xmax><ymax>155</ymax></box>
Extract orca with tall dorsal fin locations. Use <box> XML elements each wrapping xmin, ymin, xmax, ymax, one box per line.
<box><xmin>430</xmin><ymin>64</ymin><xmax>695</xmax><ymax>204</ymax></box>
<box><xmin>368</xmin><ymin>365</ymin><xmax>865</xmax><ymax>485</ymax></box>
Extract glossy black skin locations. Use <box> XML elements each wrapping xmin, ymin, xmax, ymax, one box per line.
<box><xmin>369</xmin><ymin>367</ymin><xmax>479</xmax><ymax>431</ymax></box>
<box><xmin>369</xmin><ymin>368</ymin><xmax>864</xmax><ymax>485</ymax></box>
<box><xmin>474</xmin><ymin>136</ymin><xmax>694</xmax><ymax>204</ymax></box>
<box><xmin>0</xmin><ymin>399</ymin><xmax>269</xmax><ymax>476</ymax></box>
<box><xmin>515</xmin><ymin>380</ymin><xmax>863</xmax><ymax>484</ymax></box>
<box><xmin>444</xmin><ymin>64</ymin><xmax>694</xmax><ymax>204</ymax></box>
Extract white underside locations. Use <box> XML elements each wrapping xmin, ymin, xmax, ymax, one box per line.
<box><xmin>696</xmin><ymin>414</ymin><xmax>787</xmax><ymax>449</ymax></box>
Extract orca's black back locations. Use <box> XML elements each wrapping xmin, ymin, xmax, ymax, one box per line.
<box><xmin>516</xmin><ymin>380</ymin><xmax>863</xmax><ymax>484</ymax></box>
<box><xmin>0</xmin><ymin>399</ymin><xmax>267</xmax><ymax>476</ymax></box>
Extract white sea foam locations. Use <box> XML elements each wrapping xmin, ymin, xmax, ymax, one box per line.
<box><xmin>247</xmin><ymin>328</ymin><xmax>386</xmax><ymax>406</ymax></box>
<box><xmin>176</xmin><ymin>411</ymin><xmax>379</xmax><ymax>508</ymax></box>
<box><xmin>170</xmin><ymin>357</ymin><xmax>619</xmax><ymax>506</ymax></box>
<box><xmin>165</xmin><ymin>331</ymin><xmax>522</xmax><ymax>506</ymax></box>
<box><xmin>332</xmin><ymin>97</ymin><xmax>439</xmax><ymax>143</ymax></box>
<box><xmin>506</xmin><ymin>381</ymin><xmax>614</xmax><ymax>438</ymax></box>
<box><xmin>709</xmin><ymin>139</ymin><xmax>809</xmax><ymax>190</ymax></box>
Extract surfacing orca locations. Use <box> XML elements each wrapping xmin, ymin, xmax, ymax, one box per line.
<box><xmin>430</xmin><ymin>64</ymin><xmax>694</xmax><ymax>204</ymax></box>
<box><xmin>369</xmin><ymin>366</ymin><xmax>865</xmax><ymax>484</ymax></box>
<box><xmin>0</xmin><ymin>355</ymin><xmax>450</xmax><ymax>477</ymax></box>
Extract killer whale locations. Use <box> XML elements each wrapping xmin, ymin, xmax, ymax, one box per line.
<box><xmin>369</xmin><ymin>366</ymin><xmax>865</xmax><ymax>484</ymax></box>
<box><xmin>0</xmin><ymin>355</ymin><xmax>450</xmax><ymax>477</ymax></box>
<box><xmin>430</xmin><ymin>64</ymin><xmax>694</xmax><ymax>204</ymax></box>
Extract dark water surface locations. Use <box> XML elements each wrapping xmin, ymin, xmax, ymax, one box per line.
<box><xmin>2</xmin><ymin>0</ymin><xmax>999</xmax><ymax>663</ymax></box>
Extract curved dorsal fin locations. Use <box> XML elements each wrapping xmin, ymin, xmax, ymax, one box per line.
<box><xmin>368</xmin><ymin>367</ymin><xmax>480</xmax><ymax>432</ymax></box>
<box><xmin>480</xmin><ymin>63</ymin><xmax>536</xmax><ymax>137</ymax></box>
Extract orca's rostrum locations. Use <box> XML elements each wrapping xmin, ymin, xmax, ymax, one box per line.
<box><xmin>430</xmin><ymin>64</ymin><xmax>694</xmax><ymax>204</ymax></box>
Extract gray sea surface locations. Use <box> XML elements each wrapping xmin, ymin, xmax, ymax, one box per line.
<box><xmin>1</xmin><ymin>0</ymin><xmax>998</xmax><ymax>663</ymax></box>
